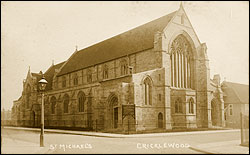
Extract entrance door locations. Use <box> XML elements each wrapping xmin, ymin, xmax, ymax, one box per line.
<box><xmin>114</xmin><ymin>107</ymin><xmax>118</xmax><ymax>128</ymax></box>
<box><xmin>158</xmin><ymin>112</ymin><xmax>163</xmax><ymax>128</ymax></box>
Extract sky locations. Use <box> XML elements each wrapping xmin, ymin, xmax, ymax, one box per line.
<box><xmin>1</xmin><ymin>1</ymin><xmax>249</xmax><ymax>110</ymax></box>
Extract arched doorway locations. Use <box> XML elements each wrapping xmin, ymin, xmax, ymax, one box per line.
<box><xmin>108</xmin><ymin>94</ymin><xmax>119</xmax><ymax>129</ymax></box>
<box><xmin>211</xmin><ymin>99</ymin><xmax>218</xmax><ymax>126</ymax></box>
<box><xmin>158</xmin><ymin>112</ymin><xmax>163</xmax><ymax>128</ymax></box>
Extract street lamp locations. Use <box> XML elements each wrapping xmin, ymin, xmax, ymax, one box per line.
<box><xmin>38</xmin><ymin>75</ymin><xmax>48</xmax><ymax>147</ymax></box>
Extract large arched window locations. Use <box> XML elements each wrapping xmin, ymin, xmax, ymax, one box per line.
<box><xmin>120</xmin><ymin>59</ymin><xmax>128</xmax><ymax>76</ymax></box>
<box><xmin>51</xmin><ymin>96</ymin><xmax>56</xmax><ymax>114</ymax></box>
<box><xmin>26</xmin><ymin>85</ymin><xmax>31</xmax><ymax>109</ymax></box>
<box><xmin>63</xmin><ymin>94</ymin><xmax>69</xmax><ymax>113</ymax></box>
<box><xmin>170</xmin><ymin>34</ymin><xmax>194</xmax><ymax>89</ymax></box>
<box><xmin>103</xmin><ymin>64</ymin><xmax>109</xmax><ymax>79</ymax></box>
<box><xmin>78</xmin><ymin>91</ymin><xmax>86</xmax><ymax>112</ymax></box>
<box><xmin>189</xmin><ymin>97</ymin><xmax>194</xmax><ymax>114</ymax></box>
<box><xmin>144</xmin><ymin>77</ymin><xmax>152</xmax><ymax>105</ymax></box>
<box><xmin>175</xmin><ymin>98</ymin><xmax>182</xmax><ymax>113</ymax></box>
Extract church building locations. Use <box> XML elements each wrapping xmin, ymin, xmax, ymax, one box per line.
<box><xmin>11</xmin><ymin>4</ymin><xmax>226</xmax><ymax>132</ymax></box>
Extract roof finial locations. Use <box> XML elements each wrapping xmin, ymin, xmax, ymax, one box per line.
<box><xmin>28</xmin><ymin>66</ymin><xmax>30</xmax><ymax>72</ymax></box>
<box><xmin>52</xmin><ymin>60</ymin><xmax>54</xmax><ymax>66</ymax></box>
<box><xmin>75</xmin><ymin>45</ymin><xmax>78</xmax><ymax>52</ymax></box>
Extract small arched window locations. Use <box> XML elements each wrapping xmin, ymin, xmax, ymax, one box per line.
<box><xmin>73</xmin><ymin>73</ymin><xmax>78</xmax><ymax>85</ymax></box>
<box><xmin>103</xmin><ymin>64</ymin><xmax>109</xmax><ymax>79</ymax></box>
<box><xmin>144</xmin><ymin>77</ymin><xmax>152</xmax><ymax>105</ymax></box>
<box><xmin>87</xmin><ymin>69</ymin><xmax>92</xmax><ymax>83</ymax></box>
<box><xmin>189</xmin><ymin>98</ymin><xmax>194</xmax><ymax>114</ymax></box>
<box><xmin>120</xmin><ymin>59</ymin><xmax>128</xmax><ymax>76</ymax></box>
<box><xmin>78</xmin><ymin>91</ymin><xmax>86</xmax><ymax>112</ymax></box>
<box><xmin>51</xmin><ymin>96</ymin><xmax>56</xmax><ymax>114</ymax></box>
<box><xmin>175</xmin><ymin>98</ymin><xmax>182</xmax><ymax>113</ymax></box>
<box><xmin>63</xmin><ymin>94</ymin><xmax>69</xmax><ymax>113</ymax></box>
<box><xmin>62</xmin><ymin>76</ymin><xmax>66</xmax><ymax>88</ymax></box>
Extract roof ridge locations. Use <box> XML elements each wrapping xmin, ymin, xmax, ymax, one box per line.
<box><xmin>54</xmin><ymin>61</ymin><xmax>66</xmax><ymax>67</ymax></box>
<box><xmin>224</xmin><ymin>81</ymin><xmax>249</xmax><ymax>87</ymax></box>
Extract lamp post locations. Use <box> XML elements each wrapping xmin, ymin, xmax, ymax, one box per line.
<box><xmin>38</xmin><ymin>75</ymin><xmax>48</xmax><ymax>147</ymax></box>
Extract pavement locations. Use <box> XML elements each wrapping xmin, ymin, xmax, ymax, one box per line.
<box><xmin>1</xmin><ymin>136</ymin><xmax>50</xmax><ymax>154</ymax></box>
<box><xmin>2</xmin><ymin>126</ymin><xmax>241</xmax><ymax>138</ymax></box>
<box><xmin>2</xmin><ymin>126</ymin><xmax>249</xmax><ymax>154</ymax></box>
<box><xmin>189</xmin><ymin>140</ymin><xmax>249</xmax><ymax>154</ymax></box>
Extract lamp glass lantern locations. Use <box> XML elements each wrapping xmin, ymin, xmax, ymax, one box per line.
<box><xmin>39</xmin><ymin>76</ymin><xmax>48</xmax><ymax>91</ymax></box>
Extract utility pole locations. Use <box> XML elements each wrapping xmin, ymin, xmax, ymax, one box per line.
<box><xmin>40</xmin><ymin>93</ymin><xmax>44</xmax><ymax>147</ymax></box>
<box><xmin>38</xmin><ymin>75</ymin><xmax>47</xmax><ymax>147</ymax></box>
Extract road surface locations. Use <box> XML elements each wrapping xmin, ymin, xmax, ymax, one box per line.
<box><xmin>1</xmin><ymin>128</ymin><xmax>241</xmax><ymax>154</ymax></box>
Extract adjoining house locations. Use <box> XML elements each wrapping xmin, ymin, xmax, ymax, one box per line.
<box><xmin>10</xmin><ymin>3</ymin><xmax>228</xmax><ymax>132</ymax></box>
<box><xmin>221</xmin><ymin>81</ymin><xmax>249</xmax><ymax>128</ymax></box>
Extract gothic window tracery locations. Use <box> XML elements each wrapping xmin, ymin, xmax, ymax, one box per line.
<box><xmin>170</xmin><ymin>34</ymin><xmax>194</xmax><ymax>89</ymax></box>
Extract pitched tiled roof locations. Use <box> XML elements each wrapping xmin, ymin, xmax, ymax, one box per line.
<box><xmin>31</xmin><ymin>61</ymin><xmax>65</xmax><ymax>91</ymax></box>
<box><xmin>44</xmin><ymin>61</ymin><xmax>66</xmax><ymax>90</ymax></box>
<box><xmin>221</xmin><ymin>81</ymin><xmax>249</xmax><ymax>104</ymax></box>
<box><xmin>57</xmin><ymin>11</ymin><xmax>177</xmax><ymax>76</ymax></box>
